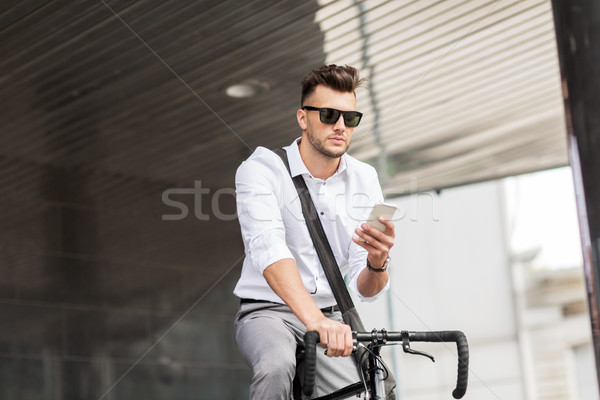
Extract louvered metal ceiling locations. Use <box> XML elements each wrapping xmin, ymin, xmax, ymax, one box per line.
<box><xmin>1</xmin><ymin>0</ymin><xmax>567</xmax><ymax>198</ymax></box>
<box><xmin>317</xmin><ymin>0</ymin><xmax>567</xmax><ymax>195</ymax></box>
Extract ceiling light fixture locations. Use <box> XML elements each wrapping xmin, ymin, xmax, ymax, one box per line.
<box><xmin>225</xmin><ymin>80</ymin><xmax>268</xmax><ymax>98</ymax></box>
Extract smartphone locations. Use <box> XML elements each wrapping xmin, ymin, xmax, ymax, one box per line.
<box><xmin>357</xmin><ymin>202</ymin><xmax>398</xmax><ymax>242</ymax></box>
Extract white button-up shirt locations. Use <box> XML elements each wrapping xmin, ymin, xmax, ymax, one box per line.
<box><xmin>233</xmin><ymin>138</ymin><xmax>388</xmax><ymax>308</ymax></box>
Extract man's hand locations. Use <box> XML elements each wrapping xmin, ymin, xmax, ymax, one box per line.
<box><xmin>353</xmin><ymin>216</ymin><xmax>395</xmax><ymax>269</ymax></box>
<box><xmin>263</xmin><ymin>259</ymin><xmax>353</xmax><ymax>357</ymax></box>
<box><xmin>352</xmin><ymin>217</ymin><xmax>395</xmax><ymax>297</ymax></box>
<box><xmin>306</xmin><ymin>316</ymin><xmax>353</xmax><ymax>357</ymax></box>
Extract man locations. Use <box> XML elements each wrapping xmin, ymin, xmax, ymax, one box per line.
<box><xmin>233</xmin><ymin>64</ymin><xmax>395</xmax><ymax>398</ymax></box>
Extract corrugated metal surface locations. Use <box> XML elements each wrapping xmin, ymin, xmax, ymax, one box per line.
<box><xmin>0</xmin><ymin>0</ymin><xmax>569</xmax><ymax>297</ymax></box>
<box><xmin>0</xmin><ymin>0</ymin><xmax>330</xmax><ymax>296</ymax></box>
<box><xmin>1</xmin><ymin>0</ymin><xmax>325</xmax><ymax>191</ymax></box>
<box><xmin>1</xmin><ymin>0</ymin><xmax>566</xmax><ymax>198</ymax></box>
<box><xmin>319</xmin><ymin>0</ymin><xmax>567</xmax><ymax>195</ymax></box>
<box><xmin>0</xmin><ymin>0</ymin><xmax>569</xmax><ymax>282</ymax></box>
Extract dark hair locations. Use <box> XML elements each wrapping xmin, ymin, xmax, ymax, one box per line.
<box><xmin>300</xmin><ymin>64</ymin><xmax>366</xmax><ymax>106</ymax></box>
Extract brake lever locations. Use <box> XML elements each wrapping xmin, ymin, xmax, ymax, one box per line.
<box><xmin>401</xmin><ymin>331</ymin><xmax>435</xmax><ymax>362</ymax></box>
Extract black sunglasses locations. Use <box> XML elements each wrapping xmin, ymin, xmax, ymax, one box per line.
<box><xmin>302</xmin><ymin>106</ymin><xmax>363</xmax><ymax>128</ymax></box>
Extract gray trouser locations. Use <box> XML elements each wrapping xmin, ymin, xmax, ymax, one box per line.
<box><xmin>233</xmin><ymin>302</ymin><xmax>361</xmax><ymax>399</ymax></box>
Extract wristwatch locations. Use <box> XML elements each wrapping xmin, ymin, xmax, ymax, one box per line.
<box><xmin>367</xmin><ymin>255</ymin><xmax>390</xmax><ymax>272</ymax></box>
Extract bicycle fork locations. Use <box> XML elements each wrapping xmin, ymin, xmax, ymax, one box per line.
<box><xmin>366</xmin><ymin>345</ymin><xmax>385</xmax><ymax>400</ymax></box>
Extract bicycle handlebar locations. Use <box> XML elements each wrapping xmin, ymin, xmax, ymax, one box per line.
<box><xmin>303</xmin><ymin>329</ymin><xmax>469</xmax><ymax>399</ymax></box>
<box><xmin>303</xmin><ymin>331</ymin><xmax>319</xmax><ymax>397</ymax></box>
<box><xmin>405</xmin><ymin>331</ymin><xmax>469</xmax><ymax>399</ymax></box>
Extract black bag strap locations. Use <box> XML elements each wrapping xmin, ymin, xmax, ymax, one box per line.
<box><xmin>274</xmin><ymin>149</ymin><xmax>397</xmax><ymax>399</ymax></box>
<box><xmin>273</xmin><ymin>148</ymin><xmax>355</xmax><ymax>312</ymax></box>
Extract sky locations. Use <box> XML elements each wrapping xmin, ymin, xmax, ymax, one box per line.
<box><xmin>503</xmin><ymin>166</ymin><xmax>583</xmax><ymax>270</ymax></box>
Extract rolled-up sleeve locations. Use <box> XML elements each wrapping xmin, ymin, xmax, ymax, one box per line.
<box><xmin>236</xmin><ymin>157</ymin><xmax>295</xmax><ymax>274</ymax></box>
<box><xmin>346</xmin><ymin>169</ymin><xmax>389</xmax><ymax>301</ymax></box>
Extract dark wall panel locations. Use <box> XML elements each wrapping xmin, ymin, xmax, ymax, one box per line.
<box><xmin>0</xmin><ymin>1</ymin><xmax>326</xmax><ymax>398</ymax></box>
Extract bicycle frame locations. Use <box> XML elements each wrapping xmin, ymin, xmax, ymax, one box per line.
<box><xmin>301</xmin><ymin>329</ymin><xmax>469</xmax><ymax>400</ymax></box>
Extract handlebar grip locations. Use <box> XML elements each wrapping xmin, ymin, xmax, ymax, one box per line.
<box><xmin>303</xmin><ymin>331</ymin><xmax>319</xmax><ymax>397</ymax></box>
<box><xmin>452</xmin><ymin>331</ymin><xmax>469</xmax><ymax>399</ymax></box>
<box><xmin>408</xmin><ymin>331</ymin><xmax>469</xmax><ymax>399</ymax></box>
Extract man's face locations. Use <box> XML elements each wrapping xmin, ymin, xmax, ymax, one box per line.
<box><xmin>298</xmin><ymin>85</ymin><xmax>358</xmax><ymax>159</ymax></box>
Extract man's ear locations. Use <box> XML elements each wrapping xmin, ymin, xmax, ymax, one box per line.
<box><xmin>296</xmin><ymin>108</ymin><xmax>307</xmax><ymax>130</ymax></box>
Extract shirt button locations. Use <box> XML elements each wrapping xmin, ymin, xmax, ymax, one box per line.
<box><xmin>320</xmin><ymin>212</ymin><xmax>324</xmax><ymax>216</ymax></box>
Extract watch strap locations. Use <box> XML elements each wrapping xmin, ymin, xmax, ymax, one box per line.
<box><xmin>367</xmin><ymin>256</ymin><xmax>390</xmax><ymax>272</ymax></box>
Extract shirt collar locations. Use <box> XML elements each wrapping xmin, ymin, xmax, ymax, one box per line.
<box><xmin>286</xmin><ymin>137</ymin><xmax>348</xmax><ymax>179</ymax></box>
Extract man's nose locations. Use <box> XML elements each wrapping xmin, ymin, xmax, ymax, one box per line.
<box><xmin>333</xmin><ymin>114</ymin><xmax>346</xmax><ymax>130</ymax></box>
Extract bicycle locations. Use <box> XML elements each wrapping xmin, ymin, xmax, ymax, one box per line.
<box><xmin>296</xmin><ymin>329</ymin><xmax>469</xmax><ymax>400</ymax></box>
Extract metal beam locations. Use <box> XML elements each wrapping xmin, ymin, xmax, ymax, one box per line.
<box><xmin>551</xmin><ymin>0</ymin><xmax>600</xmax><ymax>394</ymax></box>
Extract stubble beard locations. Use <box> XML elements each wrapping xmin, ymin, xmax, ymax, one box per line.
<box><xmin>306</xmin><ymin>126</ymin><xmax>350</xmax><ymax>159</ymax></box>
